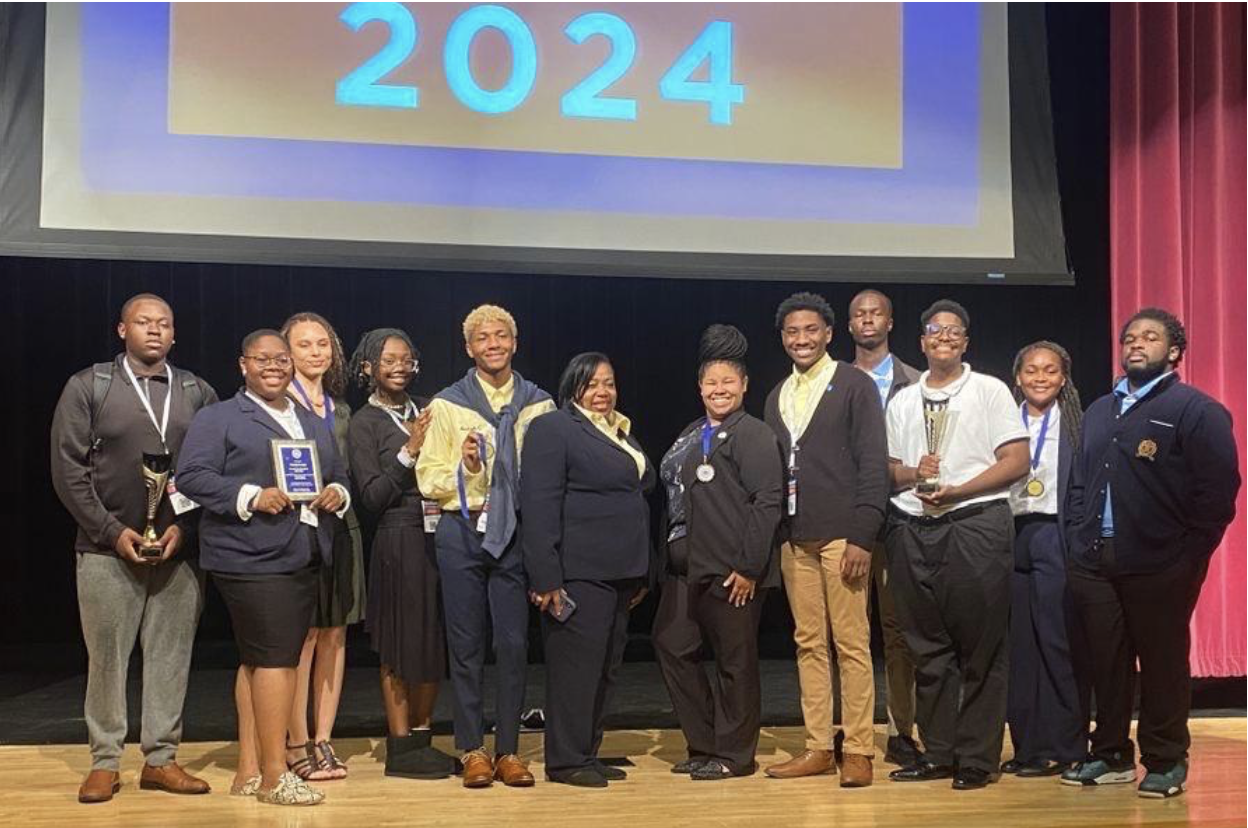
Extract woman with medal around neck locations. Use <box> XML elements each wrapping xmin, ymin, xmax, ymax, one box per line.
<box><xmin>1001</xmin><ymin>341</ymin><xmax>1088</xmax><ymax>779</ymax></box>
<box><xmin>279</xmin><ymin>312</ymin><xmax>365</xmax><ymax>783</ymax></box>
<box><xmin>345</xmin><ymin>328</ymin><xmax>456</xmax><ymax>780</ymax></box>
<box><xmin>653</xmin><ymin>325</ymin><xmax>783</xmax><ymax>782</ymax></box>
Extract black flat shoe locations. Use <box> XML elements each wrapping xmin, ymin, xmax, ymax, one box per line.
<box><xmin>546</xmin><ymin>768</ymin><xmax>608</xmax><ymax>788</ymax></box>
<box><xmin>594</xmin><ymin>762</ymin><xmax>627</xmax><ymax>781</ymax></box>
<box><xmin>1017</xmin><ymin>760</ymin><xmax>1068</xmax><ymax>778</ymax></box>
<box><xmin>889</xmin><ymin>761</ymin><xmax>955</xmax><ymax>782</ymax></box>
<box><xmin>1000</xmin><ymin>759</ymin><xmax>1025</xmax><ymax>775</ymax></box>
<box><xmin>671</xmin><ymin>758</ymin><xmax>710</xmax><ymax>775</ymax></box>
<box><xmin>885</xmin><ymin>735</ymin><xmax>921</xmax><ymax>767</ymax></box>
<box><xmin>952</xmin><ymin>767</ymin><xmax>997</xmax><ymax>790</ymax></box>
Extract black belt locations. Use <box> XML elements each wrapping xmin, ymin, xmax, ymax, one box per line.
<box><xmin>891</xmin><ymin>499</ymin><xmax>1006</xmax><ymax>526</ymax></box>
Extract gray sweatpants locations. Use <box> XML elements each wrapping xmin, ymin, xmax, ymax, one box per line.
<box><xmin>76</xmin><ymin>552</ymin><xmax>205</xmax><ymax>771</ymax></box>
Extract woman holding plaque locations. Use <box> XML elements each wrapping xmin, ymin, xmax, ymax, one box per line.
<box><xmin>346</xmin><ymin>328</ymin><xmax>456</xmax><ymax>780</ymax></box>
<box><xmin>1000</xmin><ymin>341</ymin><xmax>1088</xmax><ymax>777</ymax></box>
<box><xmin>652</xmin><ymin>325</ymin><xmax>783</xmax><ymax>781</ymax></box>
<box><xmin>177</xmin><ymin>329</ymin><xmax>350</xmax><ymax>806</ymax></box>
<box><xmin>520</xmin><ymin>352</ymin><xmax>654</xmax><ymax>788</ymax></box>
<box><xmin>279</xmin><ymin>312</ymin><xmax>365</xmax><ymax>781</ymax></box>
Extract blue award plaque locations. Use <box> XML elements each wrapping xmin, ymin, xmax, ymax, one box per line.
<box><xmin>271</xmin><ymin>439</ymin><xmax>323</xmax><ymax>502</ymax></box>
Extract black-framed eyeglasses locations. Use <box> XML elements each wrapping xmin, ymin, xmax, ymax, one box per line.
<box><xmin>243</xmin><ymin>355</ymin><xmax>292</xmax><ymax>368</ymax></box>
<box><xmin>922</xmin><ymin>323</ymin><xmax>967</xmax><ymax>340</ymax></box>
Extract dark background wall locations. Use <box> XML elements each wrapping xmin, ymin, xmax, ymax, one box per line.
<box><xmin>0</xmin><ymin>6</ymin><xmax>1109</xmax><ymax>650</ymax></box>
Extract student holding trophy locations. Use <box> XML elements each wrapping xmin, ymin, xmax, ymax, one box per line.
<box><xmin>177</xmin><ymin>329</ymin><xmax>350</xmax><ymax>807</ymax></box>
<box><xmin>883</xmin><ymin>300</ymin><xmax>1029</xmax><ymax>790</ymax></box>
<box><xmin>51</xmin><ymin>293</ymin><xmax>217</xmax><ymax>804</ymax></box>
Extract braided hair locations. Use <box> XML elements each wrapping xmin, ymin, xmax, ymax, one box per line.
<box><xmin>349</xmin><ymin>328</ymin><xmax>418</xmax><ymax>391</ymax></box>
<box><xmin>280</xmin><ymin>312</ymin><xmax>348</xmax><ymax>398</ymax></box>
<box><xmin>1011</xmin><ymin>340</ymin><xmax>1083</xmax><ymax>450</ymax></box>
<box><xmin>698</xmin><ymin>324</ymin><xmax>749</xmax><ymax>379</ymax></box>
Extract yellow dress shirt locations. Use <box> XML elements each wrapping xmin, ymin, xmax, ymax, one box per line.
<box><xmin>415</xmin><ymin>372</ymin><xmax>555</xmax><ymax>511</ymax></box>
<box><xmin>575</xmin><ymin>405</ymin><xmax>647</xmax><ymax>479</ymax></box>
<box><xmin>779</xmin><ymin>351</ymin><xmax>838</xmax><ymax>436</ymax></box>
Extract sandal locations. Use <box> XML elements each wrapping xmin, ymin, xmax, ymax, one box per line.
<box><xmin>257</xmin><ymin>771</ymin><xmax>325</xmax><ymax>806</ymax></box>
<box><xmin>317</xmin><ymin>740</ymin><xmax>349</xmax><ymax>779</ymax></box>
<box><xmin>229</xmin><ymin>774</ymin><xmax>261</xmax><ymax>796</ymax></box>
<box><xmin>286</xmin><ymin>741</ymin><xmax>334</xmax><ymax>782</ymax></box>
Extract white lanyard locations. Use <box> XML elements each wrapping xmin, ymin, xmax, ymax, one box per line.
<box><xmin>371</xmin><ymin>395</ymin><xmax>417</xmax><ymax>437</ymax></box>
<box><xmin>124</xmin><ymin>359</ymin><xmax>171</xmax><ymax>449</ymax></box>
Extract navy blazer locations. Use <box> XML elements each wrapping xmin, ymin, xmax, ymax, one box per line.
<box><xmin>520</xmin><ymin>406</ymin><xmax>655</xmax><ymax>594</ymax></box>
<box><xmin>176</xmin><ymin>391</ymin><xmax>347</xmax><ymax>574</ymax></box>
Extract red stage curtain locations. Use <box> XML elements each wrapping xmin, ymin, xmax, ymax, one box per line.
<box><xmin>1110</xmin><ymin>3</ymin><xmax>1246</xmax><ymax>676</ymax></box>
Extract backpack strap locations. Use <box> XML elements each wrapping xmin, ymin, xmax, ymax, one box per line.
<box><xmin>88</xmin><ymin>362</ymin><xmax>114</xmax><ymax>445</ymax></box>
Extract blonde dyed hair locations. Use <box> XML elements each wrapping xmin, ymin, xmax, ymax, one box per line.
<box><xmin>462</xmin><ymin>304</ymin><xmax>518</xmax><ymax>343</ymax></box>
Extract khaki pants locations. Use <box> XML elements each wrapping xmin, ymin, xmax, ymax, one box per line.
<box><xmin>781</xmin><ymin>539</ymin><xmax>875</xmax><ymax>756</ymax></box>
<box><xmin>872</xmin><ymin>540</ymin><xmax>916</xmax><ymax>738</ymax></box>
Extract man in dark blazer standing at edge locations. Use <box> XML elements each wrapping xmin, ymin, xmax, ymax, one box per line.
<box><xmin>51</xmin><ymin>293</ymin><xmax>218</xmax><ymax>803</ymax></box>
<box><xmin>763</xmin><ymin>292</ymin><xmax>889</xmax><ymax>788</ymax></box>
<box><xmin>848</xmin><ymin>288</ymin><xmax>923</xmax><ymax>767</ymax></box>
<box><xmin>1062</xmin><ymin>308</ymin><xmax>1239</xmax><ymax>799</ymax></box>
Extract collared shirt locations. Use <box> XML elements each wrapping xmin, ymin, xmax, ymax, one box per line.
<box><xmin>416</xmin><ymin>372</ymin><xmax>556</xmax><ymax>511</ymax></box>
<box><xmin>887</xmin><ymin>364</ymin><xmax>1028</xmax><ymax>517</ymax></box>
<box><xmin>1009</xmin><ymin>403</ymin><xmax>1061</xmax><ymax>516</ymax></box>
<box><xmin>237</xmin><ymin>391</ymin><xmax>350</xmax><ymax>521</ymax></box>
<box><xmin>778</xmin><ymin>352</ymin><xmax>838</xmax><ymax>440</ymax></box>
<box><xmin>1101</xmin><ymin>371</ymin><xmax>1172</xmax><ymax>536</ymax></box>
<box><xmin>860</xmin><ymin>353</ymin><xmax>895</xmax><ymax>409</ymax></box>
<box><xmin>575</xmin><ymin>404</ymin><xmax>646</xmax><ymax>478</ymax></box>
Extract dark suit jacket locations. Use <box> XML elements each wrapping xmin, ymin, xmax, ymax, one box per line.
<box><xmin>520</xmin><ymin>406</ymin><xmax>656</xmax><ymax>594</ymax></box>
<box><xmin>662</xmin><ymin>409</ymin><xmax>784</xmax><ymax>589</ymax></box>
<box><xmin>887</xmin><ymin>356</ymin><xmax>922</xmax><ymax>405</ymax></box>
<box><xmin>177</xmin><ymin>391</ymin><xmax>347</xmax><ymax>574</ymax></box>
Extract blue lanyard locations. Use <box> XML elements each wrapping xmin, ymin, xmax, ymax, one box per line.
<box><xmin>1021</xmin><ymin>403</ymin><xmax>1053</xmax><ymax>473</ymax></box>
<box><xmin>290</xmin><ymin>376</ymin><xmax>335</xmax><ymax>434</ymax></box>
<box><xmin>457</xmin><ymin>434</ymin><xmax>489</xmax><ymax>520</ymax></box>
<box><xmin>701</xmin><ymin>419</ymin><xmax>716</xmax><ymax>461</ymax></box>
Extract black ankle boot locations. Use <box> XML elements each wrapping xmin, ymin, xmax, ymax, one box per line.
<box><xmin>384</xmin><ymin>731</ymin><xmax>454</xmax><ymax>779</ymax></box>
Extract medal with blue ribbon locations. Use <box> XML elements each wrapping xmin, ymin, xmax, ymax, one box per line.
<box><xmin>695</xmin><ymin>419</ymin><xmax>716</xmax><ymax>483</ymax></box>
<box><xmin>1021</xmin><ymin>403</ymin><xmax>1052</xmax><ymax>497</ymax></box>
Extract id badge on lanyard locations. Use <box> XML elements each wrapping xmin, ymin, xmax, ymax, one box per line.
<box><xmin>125</xmin><ymin>360</ymin><xmax>200</xmax><ymax>514</ymax></box>
<box><xmin>787</xmin><ymin>445</ymin><xmax>800</xmax><ymax>517</ymax></box>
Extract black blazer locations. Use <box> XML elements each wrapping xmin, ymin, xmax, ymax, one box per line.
<box><xmin>663</xmin><ymin>409</ymin><xmax>784</xmax><ymax>589</ymax></box>
<box><xmin>520</xmin><ymin>406</ymin><xmax>655</xmax><ymax>594</ymax></box>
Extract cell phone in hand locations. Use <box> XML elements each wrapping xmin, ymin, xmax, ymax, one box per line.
<box><xmin>549</xmin><ymin>589</ymin><xmax>577</xmax><ymax>623</ymax></box>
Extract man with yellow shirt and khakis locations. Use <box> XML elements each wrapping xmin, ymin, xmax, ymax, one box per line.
<box><xmin>762</xmin><ymin>293</ymin><xmax>889</xmax><ymax>788</ymax></box>
<box><xmin>415</xmin><ymin>305</ymin><xmax>554</xmax><ymax>789</ymax></box>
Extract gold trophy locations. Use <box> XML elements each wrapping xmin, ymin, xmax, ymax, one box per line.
<box><xmin>916</xmin><ymin>398</ymin><xmax>950</xmax><ymax>494</ymax></box>
<box><xmin>139</xmin><ymin>452</ymin><xmax>173</xmax><ymax>558</ymax></box>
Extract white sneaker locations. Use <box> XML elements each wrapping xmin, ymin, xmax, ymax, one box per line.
<box><xmin>256</xmin><ymin>771</ymin><xmax>325</xmax><ymax>806</ymax></box>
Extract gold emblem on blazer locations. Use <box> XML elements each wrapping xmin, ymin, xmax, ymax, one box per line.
<box><xmin>1136</xmin><ymin>439</ymin><xmax>1158</xmax><ymax>461</ymax></box>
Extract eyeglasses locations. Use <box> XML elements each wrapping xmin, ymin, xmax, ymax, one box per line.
<box><xmin>243</xmin><ymin>355</ymin><xmax>292</xmax><ymax>368</ymax></box>
<box><xmin>922</xmin><ymin>323</ymin><xmax>967</xmax><ymax>340</ymax></box>
<box><xmin>378</xmin><ymin>357</ymin><xmax>419</xmax><ymax>372</ymax></box>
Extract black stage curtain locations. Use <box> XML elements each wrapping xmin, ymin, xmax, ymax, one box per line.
<box><xmin>0</xmin><ymin>5</ymin><xmax>1109</xmax><ymax>649</ymax></box>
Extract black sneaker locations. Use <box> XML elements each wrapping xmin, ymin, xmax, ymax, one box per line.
<box><xmin>671</xmin><ymin>757</ymin><xmax>710</xmax><ymax>774</ymax></box>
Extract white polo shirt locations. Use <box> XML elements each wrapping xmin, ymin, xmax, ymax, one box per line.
<box><xmin>1008</xmin><ymin>403</ymin><xmax>1061</xmax><ymax>517</ymax></box>
<box><xmin>886</xmin><ymin>364</ymin><xmax>1028</xmax><ymax>518</ymax></box>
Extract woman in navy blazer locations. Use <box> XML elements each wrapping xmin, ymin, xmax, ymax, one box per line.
<box><xmin>520</xmin><ymin>352</ymin><xmax>654</xmax><ymax>788</ymax></box>
<box><xmin>177</xmin><ymin>330</ymin><xmax>348</xmax><ymax>807</ymax></box>
<box><xmin>1001</xmin><ymin>341</ymin><xmax>1089</xmax><ymax>778</ymax></box>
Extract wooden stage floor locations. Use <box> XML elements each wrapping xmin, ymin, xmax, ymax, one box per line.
<box><xmin>3</xmin><ymin>720</ymin><xmax>1243</xmax><ymax>827</ymax></box>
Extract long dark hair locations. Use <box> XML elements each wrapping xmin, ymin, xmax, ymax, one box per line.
<box><xmin>280</xmin><ymin>311</ymin><xmax>348</xmax><ymax>398</ymax></box>
<box><xmin>1012</xmin><ymin>340</ymin><xmax>1083</xmax><ymax>449</ymax></box>
<box><xmin>558</xmin><ymin>352</ymin><xmax>612</xmax><ymax>408</ymax></box>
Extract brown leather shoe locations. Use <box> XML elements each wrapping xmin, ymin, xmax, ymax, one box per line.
<box><xmin>494</xmin><ymin>754</ymin><xmax>535</xmax><ymax>787</ymax></box>
<box><xmin>461</xmin><ymin>750</ymin><xmax>494</xmax><ymax>788</ymax></box>
<box><xmin>840</xmin><ymin>754</ymin><xmax>874</xmax><ymax>788</ymax></box>
<box><xmin>765</xmin><ymin>749</ymin><xmax>836</xmax><ymax>779</ymax></box>
<box><xmin>78</xmin><ymin>770</ymin><xmax>121</xmax><ymax>804</ymax></box>
<box><xmin>139</xmin><ymin>761</ymin><xmax>211</xmax><ymax>794</ymax></box>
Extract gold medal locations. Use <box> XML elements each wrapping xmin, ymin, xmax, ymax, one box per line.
<box><xmin>1025</xmin><ymin>478</ymin><xmax>1045</xmax><ymax>498</ymax></box>
<box><xmin>1137</xmin><ymin>439</ymin><xmax>1158</xmax><ymax>461</ymax></box>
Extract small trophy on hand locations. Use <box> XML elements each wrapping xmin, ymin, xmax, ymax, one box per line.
<box><xmin>916</xmin><ymin>398</ymin><xmax>950</xmax><ymax>495</ymax></box>
<box><xmin>139</xmin><ymin>452</ymin><xmax>173</xmax><ymax>558</ymax></box>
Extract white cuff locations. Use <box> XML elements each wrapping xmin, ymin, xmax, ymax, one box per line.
<box><xmin>396</xmin><ymin>447</ymin><xmax>416</xmax><ymax>468</ymax></box>
<box><xmin>328</xmin><ymin>483</ymin><xmax>351</xmax><ymax>518</ymax></box>
<box><xmin>236</xmin><ymin>484</ymin><xmax>262</xmax><ymax>521</ymax></box>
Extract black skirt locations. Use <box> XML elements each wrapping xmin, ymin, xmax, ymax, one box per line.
<box><xmin>214</xmin><ymin>566</ymin><xmax>318</xmax><ymax>668</ymax></box>
<box><xmin>366</xmin><ymin>517</ymin><xmax>446</xmax><ymax>684</ymax></box>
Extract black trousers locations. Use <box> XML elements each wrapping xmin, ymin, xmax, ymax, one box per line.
<box><xmin>1066</xmin><ymin>541</ymin><xmax>1210</xmax><ymax>772</ymax></box>
<box><xmin>884</xmin><ymin>501</ymin><xmax>1013</xmax><ymax>773</ymax></box>
<box><xmin>653</xmin><ymin>574</ymin><xmax>765</xmax><ymax>774</ymax></box>
<box><xmin>1006</xmin><ymin>515</ymin><xmax>1087</xmax><ymax>764</ymax></box>
<box><xmin>541</xmin><ymin>579</ymin><xmax>636</xmax><ymax>774</ymax></box>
